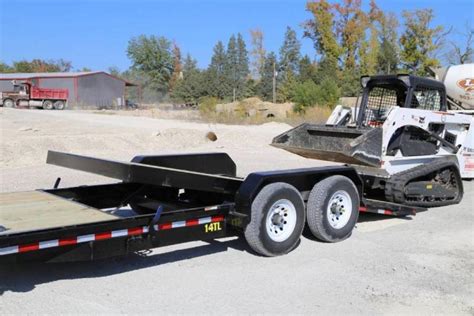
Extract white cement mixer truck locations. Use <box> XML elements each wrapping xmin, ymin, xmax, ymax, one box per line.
<box><xmin>432</xmin><ymin>63</ymin><xmax>474</xmax><ymax>112</ymax></box>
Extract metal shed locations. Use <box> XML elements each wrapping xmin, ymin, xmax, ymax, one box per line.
<box><xmin>0</xmin><ymin>72</ymin><xmax>137</xmax><ymax>108</ymax></box>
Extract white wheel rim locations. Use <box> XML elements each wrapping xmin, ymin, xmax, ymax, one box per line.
<box><xmin>327</xmin><ymin>190</ymin><xmax>352</xmax><ymax>229</ymax></box>
<box><xmin>265</xmin><ymin>199</ymin><xmax>297</xmax><ymax>242</ymax></box>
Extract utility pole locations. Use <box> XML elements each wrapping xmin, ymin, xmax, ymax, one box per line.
<box><xmin>272</xmin><ymin>62</ymin><xmax>277</xmax><ymax>103</ymax></box>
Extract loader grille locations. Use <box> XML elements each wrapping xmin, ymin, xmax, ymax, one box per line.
<box><xmin>364</xmin><ymin>87</ymin><xmax>399</xmax><ymax>127</ymax></box>
<box><xmin>411</xmin><ymin>86</ymin><xmax>442</xmax><ymax>111</ymax></box>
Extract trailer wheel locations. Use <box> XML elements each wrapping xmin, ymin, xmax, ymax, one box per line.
<box><xmin>306</xmin><ymin>175</ymin><xmax>359</xmax><ymax>242</ymax></box>
<box><xmin>43</xmin><ymin>100</ymin><xmax>54</xmax><ymax>110</ymax></box>
<box><xmin>244</xmin><ymin>182</ymin><xmax>305</xmax><ymax>257</ymax></box>
<box><xmin>3</xmin><ymin>99</ymin><xmax>15</xmax><ymax>108</ymax></box>
<box><xmin>54</xmin><ymin>101</ymin><xmax>65</xmax><ymax>110</ymax></box>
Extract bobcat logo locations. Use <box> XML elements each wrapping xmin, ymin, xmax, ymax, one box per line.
<box><xmin>457</xmin><ymin>78</ymin><xmax>474</xmax><ymax>93</ymax></box>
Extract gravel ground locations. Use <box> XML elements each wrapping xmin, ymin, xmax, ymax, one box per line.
<box><xmin>0</xmin><ymin>108</ymin><xmax>473</xmax><ymax>314</ymax></box>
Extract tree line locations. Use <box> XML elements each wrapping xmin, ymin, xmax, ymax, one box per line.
<box><xmin>1</xmin><ymin>0</ymin><xmax>473</xmax><ymax>112</ymax></box>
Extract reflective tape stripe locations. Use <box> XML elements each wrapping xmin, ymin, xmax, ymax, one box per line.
<box><xmin>0</xmin><ymin>215</ymin><xmax>225</xmax><ymax>256</ymax></box>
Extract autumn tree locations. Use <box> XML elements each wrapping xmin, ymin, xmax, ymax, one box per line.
<box><xmin>304</xmin><ymin>0</ymin><xmax>342</xmax><ymax>79</ymax></box>
<box><xmin>169</xmin><ymin>42</ymin><xmax>183</xmax><ymax>92</ymax></box>
<box><xmin>360</xmin><ymin>0</ymin><xmax>383</xmax><ymax>75</ymax></box>
<box><xmin>249</xmin><ymin>28</ymin><xmax>266</xmax><ymax>80</ymax></box>
<box><xmin>399</xmin><ymin>9</ymin><xmax>444</xmax><ymax>76</ymax></box>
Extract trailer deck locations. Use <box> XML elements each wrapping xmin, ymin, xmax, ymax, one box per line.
<box><xmin>0</xmin><ymin>191</ymin><xmax>119</xmax><ymax>236</ymax></box>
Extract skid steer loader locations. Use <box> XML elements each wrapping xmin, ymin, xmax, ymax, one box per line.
<box><xmin>272</xmin><ymin>74</ymin><xmax>474</xmax><ymax>207</ymax></box>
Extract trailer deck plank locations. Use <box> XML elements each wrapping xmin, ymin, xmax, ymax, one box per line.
<box><xmin>0</xmin><ymin>191</ymin><xmax>118</xmax><ymax>235</ymax></box>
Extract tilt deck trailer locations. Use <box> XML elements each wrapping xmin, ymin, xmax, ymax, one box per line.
<box><xmin>0</xmin><ymin>150</ymin><xmax>425</xmax><ymax>264</ymax></box>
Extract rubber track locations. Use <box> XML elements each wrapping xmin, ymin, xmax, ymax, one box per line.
<box><xmin>385</xmin><ymin>157</ymin><xmax>463</xmax><ymax>207</ymax></box>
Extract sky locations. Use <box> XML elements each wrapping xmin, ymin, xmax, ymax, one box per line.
<box><xmin>0</xmin><ymin>0</ymin><xmax>473</xmax><ymax>72</ymax></box>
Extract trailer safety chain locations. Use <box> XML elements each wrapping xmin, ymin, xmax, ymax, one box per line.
<box><xmin>0</xmin><ymin>214</ymin><xmax>225</xmax><ymax>256</ymax></box>
<box><xmin>148</xmin><ymin>205</ymin><xmax>164</xmax><ymax>235</ymax></box>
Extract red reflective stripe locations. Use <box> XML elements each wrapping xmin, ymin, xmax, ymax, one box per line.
<box><xmin>95</xmin><ymin>232</ymin><xmax>112</xmax><ymax>240</ymax></box>
<box><xmin>359</xmin><ymin>206</ymin><xmax>368</xmax><ymax>212</ymax></box>
<box><xmin>186</xmin><ymin>219</ymin><xmax>200</xmax><ymax>226</ymax></box>
<box><xmin>59</xmin><ymin>237</ymin><xmax>77</xmax><ymax>246</ymax></box>
<box><xmin>19</xmin><ymin>243</ymin><xmax>39</xmax><ymax>253</ymax></box>
<box><xmin>159</xmin><ymin>223</ymin><xmax>172</xmax><ymax>230</ymax></box>
<box><xmin>383</xmin><ymin>210</ymin><xmax>392</xmax><ymax>215</ymax></box>
<box><xmin>211</xmin><ymin>215</ymin><xmax>225</xmax><ymax>222</ymax></box>
<box><xmin>127</xmin><ymin>227</ymin><xmax>143</xmax><ymax>236</ymax></box>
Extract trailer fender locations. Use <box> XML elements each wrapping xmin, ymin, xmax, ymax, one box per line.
<box><xmin>234</xmin><ymin>166</ymin><xmax>363</xmax><ymax>221</ymax></box>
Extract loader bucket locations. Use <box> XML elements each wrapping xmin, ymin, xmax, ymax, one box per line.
<box><xmin>271</xmin><ymin>124</ymin><xmax>383</xmax><ymax>167</ymax></box>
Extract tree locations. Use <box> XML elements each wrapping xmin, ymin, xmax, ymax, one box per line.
<box><xmin>278</xmin><ymin>26</ymin><xmax>301</xmax><ymax>102</ymax></box>
<box><xmin>279</xmin><ymin>26</ymin><xmax>301</xmax><ymax>76</ymax></box>
<box><xmin>107</xmin><ymin>66</ymin><xmax>120</xmax><ymax>77</ymax></box>
<box><xmin>249</xmin><ymin>28</ymin><xmax>266</xmax><ymax>80</ymax></box>
<box><xmin>236</xmin><ymin>33</ymin><xmax>250</xmax><ymax>98</ymax></box>
<box><xmin>206</xmin><ymin>41</ymin><xmax>228</xmax><ymax>99</ymax></box>
<box><xmin>377</xmin><ymin>12</ymin><xmax>399</xmax><ymax>74</ymax></box>
<box><xmin>446</xmin><ymin>23</ymin><xmax>474</xmax><ymax>65</ymax></box>
<box><xmin>224</xmin><ymin>34</ymin><xmax>239</xmax><ymax>99</ymax></box>
<box><xmin>360</xmin><ymin>0</ymin><xmax>383</xmax><ymax>75</ymax></box>
<box><xmin>298</xmin><ymin>55</ymin><xmax>318</xmax><ymax>83</ymax></box>
<box><xmin>169</xmin><ymin>42</ymin><xmax>183</xmax><ymax>92</ymax></box>
<box><xmin>399</xmin><ymin>9</ymin><xmax>444</xmax><ymax>76</ymax></box>
<box><xmin>304</xmin><ymin>0</ymin><xmax>342</xmax><ymax>77</ymax></box>
<box><xmin>0</xmin><ymin>62</ymin><xmax>13</xmax><ymax>73</ymax></box>
<box><xmin>127</xmin><ymin>35</ymin><xmax>174</xmax><ymax>95</ymax></box>
<box><xmin>258</xmin><ymin>52</ymin><xmax>277</xmax><ymax>101</ymax></box>
<box><xmin>171</xmin><ymin>54</ymin><xmax>205</xmax><ymax>103</ymax></box>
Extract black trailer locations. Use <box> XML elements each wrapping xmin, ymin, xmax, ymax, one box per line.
<box><xmin>0</xmin><ymin>151</ymin><xmax>422</xmax><ymax>263</ymax></box>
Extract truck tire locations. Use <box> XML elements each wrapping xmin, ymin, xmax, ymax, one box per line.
<box><xmin>244</xmin><ymin>182</ymin><xmax>305</xmax><ymax>257</ymax></box>
<box><xmin>306</xmin><ymin>175</ymin><xmax>359</xmax><ymax>243</ymax></box>
<box><xmin>53</xmin><ymin>101</ymin><xmax>65</xmax><ymax>110</ymax></box>
<box><xmin>3</xmin><ymin>99</ymin><xmax>14</xmax><ymax>108</ymax></box>
<box><xmin>43</xmin><ymin>100</ymin><xmax>54</xmax><ymax>110</ymax></box>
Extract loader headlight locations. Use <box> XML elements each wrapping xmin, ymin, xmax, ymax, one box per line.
<box><xmin>360</xmin><ymin>76</ymin><xmax>370</xmax><ymax>88</ymax></box>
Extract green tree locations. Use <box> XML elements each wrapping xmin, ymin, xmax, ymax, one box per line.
<box><xmin>206</xmin><ymin>41</ymin><xmax>228</xmax><ymax>99</ymax></box>
<box><xmin>298</xmin><ymin>55</ymin><xmax>318</xmax><ymax>83</ymax></box>
<box><xmin>279</xmin><ymin>26</ymin><xmax>301</xmax><ymax>76</ymax></box>
<box><xmin>360</xmin><ymin>0</ymin><xmax>383</xmax><ymax>75</ymax></box>
<box><xmin>258</xmin><ymin>52</ymin><xmax>277</xmax><ymax>101</ymax></box>
<box><xmin>172</xmin><ymin>54</ymin><xmax>205</xmax><ymax>103</ymax></box>
<box><xmin>399</xmin><ymin>9</ymin><xmax>444</xmax><ymax>76</ymax></box>
<box><xmin>278</xmin><ymin>26</ymin><xmax>301</xmax><ymax>101</ymax></box>
<box><xmin>377</xmin><ymin>12</ymin><xmax>399</xmax><ymax>74</ymax></box>
<box><xmin>224</xmin><ymin>34</ymin><xmax>239</xmax><ymax>99</ymax></box>
<box><xmin>236</xmin><ymin>33</ymin><xmax>250</xmax><ymax>98</ymax></box>
<box><xmin>126</xmin><ymin>35</ymin><xmax>174</xmax><ymax>95</ymax></box>
<box><xmin>0</xmin><ymin>62</ymin><xmax>13</xmax><ymax>73</ymax></box>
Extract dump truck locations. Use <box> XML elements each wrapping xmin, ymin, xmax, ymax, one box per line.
<box><xmin>0</xmin><ymin>81</ymin><xmax>68</xmax><ymax>110</ymax></box>
<box><xmin>1</xmin><ymin>73</ymin><xmax>473</xmax><ymax>264</ymax></box>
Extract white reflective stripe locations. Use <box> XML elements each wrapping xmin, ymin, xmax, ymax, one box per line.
<box><xmin>377</xmin><ymin>209</ymin><xmax>385</xmax><ymax>214</ymax></box>
<box><xmin>111</xmin><ymin>229</ymin><xmax>128</xmax><ymax>238</ymax></box>
<box><xmin>0</xmin><ymin>246</ymin><xmax>19</xmax><ymax>255</ymax></box>
<box><xmin>39</xmin><ymin>240</ymin><xmax>59</xmax><ymax>249</ymax></box>
<box><xmin>172</xmin><ymin>221</ymin><xmax>186</xmax><ymax>228</ymax></box>
<box><xmin>142</xmin><ymin>226</ymin><xmax>149</xmax><ymax>233</ymax></box>
<box><xmin>204</xmin><ymin>206</ymin><xmax>218</xmax><ymax>211</ymax></box>
<box><xmin>198</xmin><ymin>217</ymin><xmax>212</xmax><ymax>224</ymax></box>
<box><xmin>77</xmin><ymin>234</ymin><xmax>95</xmax><ymax>243</ymax></box>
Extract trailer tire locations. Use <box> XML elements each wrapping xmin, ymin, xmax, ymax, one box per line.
<box><xmin>54</xmin><ymin>100</ymin><xmax>65</xmax><ymax>110</ymax></box>
<box><xmin>306</xmin><ymin>175</ymin><xmax>359</xmax><ymax>243</ymax></box>
<box><xmin>244</xmin><ymin>182</ymin><xmax>305</xmax><ymax>257</ymax></box>
<box><xmin>3</xmin><ymin>99</ymin><xmax>15</xmax><ymax>108</ymax></box>
<box><xmin>43</xmin><ymin>100</ymin><xmax>54</xmax><ymax>110</ymax></box>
